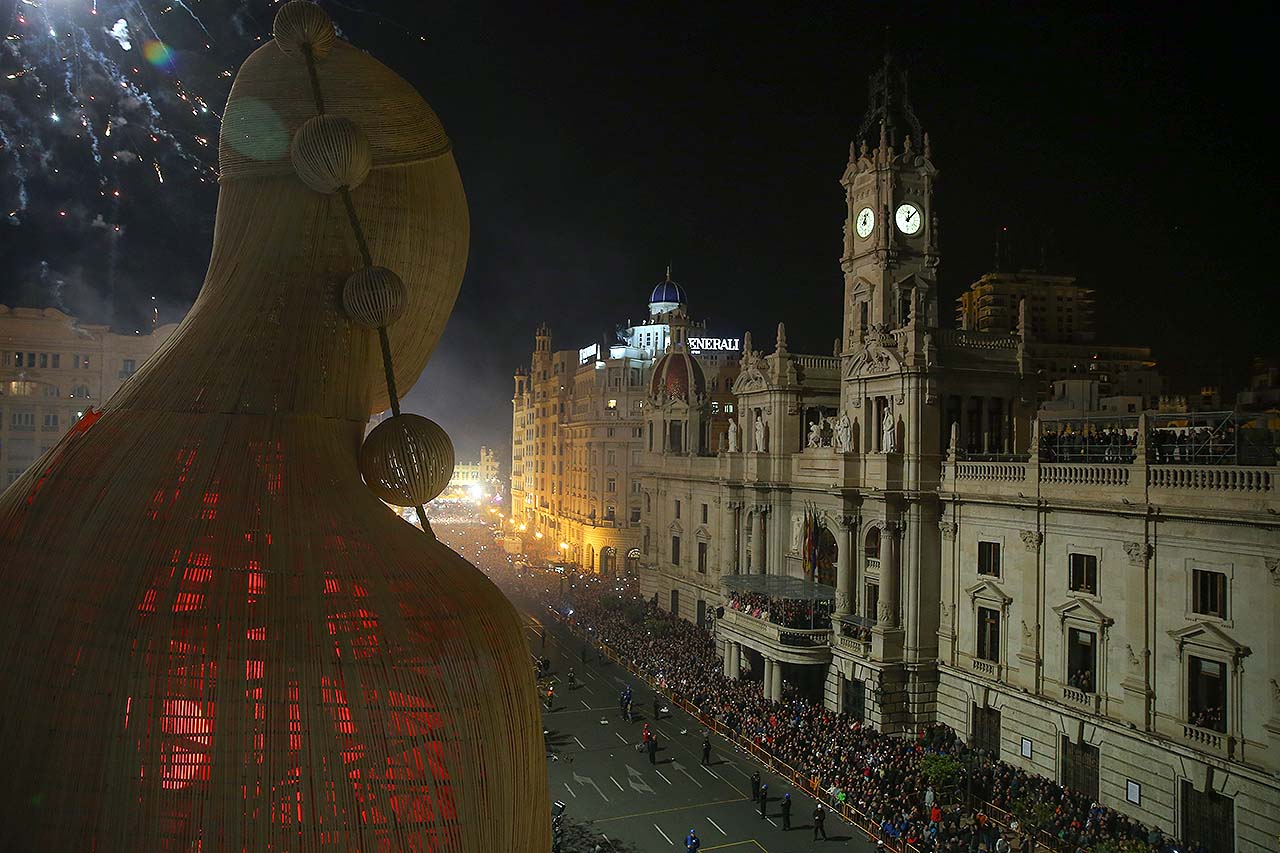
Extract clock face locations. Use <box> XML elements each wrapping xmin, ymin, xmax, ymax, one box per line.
<box><xmin>895</xmin><ymin>203</ymin><xmax>923</xmax><ymax>235</ymax></box>
<box><xmin>855</xmin><ymin>207</ymin><xmax>875</xmax><ymax>239</ymax></box>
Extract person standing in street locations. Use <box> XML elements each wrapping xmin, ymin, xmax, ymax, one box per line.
<box><xmin>653</xmin><ymin>697</ymin><xmax>661</xmax><ymax>720</ymax></box>
<box><xmin>758</xmin><ymin>783</ymin><xmax>768</xmax><ymax>819</ymax></box>
<box><xmin>813</xmin><ymin>803</ymin><xmax>828</xmax><ymax>841</ymax></box>
<box><xmin>750</xmin><ymin>771</ymin><xmax>760</xmax><ymax>801</ymax></box>
<box><xmin>701</xmin><ymin>736</ymin><xmax>711</xmax><ymax>766</ymax></box>
<box><xmin>780</xmin><ymin>792</ymin><xmax>792</xmax><ymax>830</ymax></box>
<box><xmin>646</xmin><ymin>734</ymin><xmax>658</xmax><ymax>765</ymax></box>
<box><xmin>684</xmin><ymin>829</ymin><xmax>700</xmax><ymax>853</ymax></box>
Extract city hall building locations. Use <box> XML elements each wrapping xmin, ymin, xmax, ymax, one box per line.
<box><xmin>632</xmin><ymin>59</ymin><xmax>1279</xmax><ymax>850</ymax></box>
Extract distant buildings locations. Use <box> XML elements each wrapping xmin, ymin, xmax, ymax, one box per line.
<box><xmin>509</xmin><ymin>273</ymin><xmax>739</xmax><ymax>573</ymax></box>
<box><xmin>957</xmin><ymin>271</ymin><xmax>1162</xmax><ymax>408</ymax></box>
<box><xmin>0</xmin><ymin>305</ymin><xmax>176</xmax><ymax>485</ymax></box>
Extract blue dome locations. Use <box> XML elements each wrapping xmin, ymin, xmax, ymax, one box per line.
<box><xmin>649</xmin><ymin>278</ymin><xmax>687</xmax><ymax>307</ymax></box>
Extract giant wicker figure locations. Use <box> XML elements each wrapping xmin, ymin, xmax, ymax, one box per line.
<box><xmin>0</xmin><ymin>3</ymin><xmax>548</xmax><ymax>849</ymax></box>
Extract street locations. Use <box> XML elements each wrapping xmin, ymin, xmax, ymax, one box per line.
<box><xmin>434</xmin><ymin>515</ymin><xmax>875</xmax><ymax>853</ymax></box>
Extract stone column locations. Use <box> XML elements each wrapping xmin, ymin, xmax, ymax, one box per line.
<box><xmin>723</xmin><ymin>643</ymin><xmax>733</xmax><ymax>677</ymax></box>
<box><xmin>738</xmin><ymin>507</ymin><xmax>748</xmax><ymax>572</ymax></box>
<box><xmin>763</xmin><ymin>657</ymin><xmax>775</xmax><ymax>699</ymax></box>
<box><xmin>754</xmin><ymin>507</ymin><xmax>768</xmax><ymax>574</ymax></box>
<box><xmin>835</xmin><ymin>516</ymin><xmax>854</xmax><ymax>617</ymax></box>
<box><xmin>730</xmin><ymin>643</ymin><xmax>741</xmax><ymax>679</ymax></box>
<box><xmin>878</xmin><ymin>523</ymin><xmax>900</xmax><ymax>628</ymax></box>
<box><xmin>979</xmin><ymin>396</ymin><xmax>990</xmax><ymax>454</ymax></box>
<box><xmin>724</xmin><ymin>501</ymin><xmax>737</xmax><ymax>573</ymax></box>
<box><xmin>771</xmin><ymin>658</ymin><xmax>783</xmax><ymax>700</ymax></box>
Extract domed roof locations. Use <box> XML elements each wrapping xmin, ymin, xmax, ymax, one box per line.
<box><xmin>649</xmin><ymin>349</ymin><xmax>706</xmax><ymax>401</ymax></box>
<box><xmin>649</xmin><ymin>267</ymin><xmax>687</xmax><ymax>308</ymax></box>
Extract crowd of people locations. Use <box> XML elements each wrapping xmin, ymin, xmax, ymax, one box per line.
<box><xmin>1147</xmin><ymin>426</ymin><xmax>1238</xmax><ymax>464</ymax></box>
<box><xmin>437</xmin><ymin>517</ymin><xmax>1204</xmax><ymax>853</ymax></box>
<box><xmin>542</xmin><ymin>568</ymin><xmax>1195</xmax><ymax>853</ymax></box>
<box><xmin>726</xmin><ymin>590</ymin><xmax>833</xmax><ymax>629</ymax></box>
<box><xmin>1038</xmin><ymin>427</ymin><xmax>1139</xmax><ymax>464</ymax></box>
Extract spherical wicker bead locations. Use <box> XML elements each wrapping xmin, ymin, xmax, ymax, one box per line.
<box><xmin>290</xmin><ymin>115</ymin><xmax>372</xmax><ymax>194</ymax></box>
<box><xmin>273</xmin><ymin>1</ymin><xmax>338</xmax><ymax>60</ymax></box>
<box><xmin>359</xmin><ymin>414</ymin><xmax>454</xmax><ymax>507</ymax></box>
<box><xmin>343</xmin><ymin>266</ymin><xmax>407</xmax><ymax>329</ymax></box>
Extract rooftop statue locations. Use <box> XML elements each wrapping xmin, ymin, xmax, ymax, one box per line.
<box><xmin>0</xmin><ymin>3</ymin><xmax>546</xmax><ymax>849</ymax></box>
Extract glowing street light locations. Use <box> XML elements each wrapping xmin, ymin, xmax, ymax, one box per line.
<box><xmin>534</xmin><ymin>531</ymin><xmax>543</xmax><ymax>540</ymax></box>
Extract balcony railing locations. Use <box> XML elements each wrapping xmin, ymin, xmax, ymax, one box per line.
<box><xmin>972</xmin><ymin>658</ymin><xmax>998</xmax><ymax>678</ymax></box>
<box><xmin>865</xmin><ymin>556</ymin><xmax>881</xmax><ymax>573</ymax></box>
<box><xmin>1062</xmin><ymin>685</ymin><xmax>1098</xmax><ymax>710</ymax></box>
<box><xmin>1181</xmin><ymin>723</ymin><xmax>1231</xmax><ymax>757</ymax></box>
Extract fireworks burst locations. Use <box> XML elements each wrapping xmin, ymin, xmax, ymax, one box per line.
<box><xmin>0</xmin><ymin>0</ymin><xmax>424</xmax><ymax>328</ymax></box>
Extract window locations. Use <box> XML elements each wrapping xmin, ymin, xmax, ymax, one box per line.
<box><xmin>724</xmin><ymin>404</ymin><xmax>734</xmax><ymax>413</ymax></box>
<box><xmin>1068</xmin><ymin>553</ymin><xmax>1098</xmax><ymax>595</ymax></box>
<box><xmin>674</xmin><ymin>500</ymin><xmax>681</xmax><ymax>519</ymax></box>
<box><xmin>701</xmin><ymin>503</ymin><xmax>708</xmax><ymax>524</ymax></box>
<box><xmin>70</xmin><ymin>385</ymin><xmax>91</xmax><ymax>399</ymax></box>
<box><xmin>51</xmin><ymin>354</ymin><xmax>60</xmax><ymax>368</ymax></box>
<box><xmin>630</xmin><ymin>507</ymin><xmax>641</xmax><ymax>523</ymax></box>
<box><xmin>13</xmin><ymin>352</ymin><xmax>22</xmax><ymax>367</ymax></box>
<box><xmin>10</xmin><ymin>412</ymin><xmax>35</xmax><ymax>431</ymax></box>
<box><xmin>977</xmin><ymin>606</ymin><xmax>1001</xmax><ymax>662</ymax></box>
<box><xmin>697</xmin><ymin>541</ymin><xmax>708</xmax><ymax>574</ymax></box>
<box><xmin>864</xmin><ymin>582</ymin><xmax>879</xmax><ymax>621</ymax></box>
<box><xmin>122</xmin><ymin>358</ymin><xmax>136</xmax><ymax>374</ymax></box>
<box><xmin>632</xmin><ymin>480</ymin><xmax>642</xmax><ymax>494</ymax></box>
<box><xmin>606</xmin><ymin>451</ymin><xmax>616</xmax><ymax>466</ymax></box>
<box><xmin>1066</xmin><ymin>628</ymin><xmax>1096</xmax><ymax>692</ymax></box>
<box><xmin>671</xmin><ymin>536</ymin><xmax>681</xmax><ymax>566</ymax></box>
<box><xmin>41</xmin><ymin>413</ymin><xmax>59</xmax><ymax>431</ymax></box>
<box><xmin>978</xmin><ymin>541</ymin><xmax>1001</xmax><ymax>577</ymax></box>
<box><xmin>39</xmin><ymin>353</ymin><xmax>48</xmax><ymax>368</ymax></box>
<box><xmin>606</xmin><ymin>478</ymin><xmax>616</xmax><ymax>493</ymax></box>
<box><xmin>1187</xmin><ymin>655</ymin><xmax>1226</xmax><ymax>732</ymax></box>
<box><xmin>1192</xmin><ymin>570</ymin><xmax>1227</xmax><ymax>619</ymax></box>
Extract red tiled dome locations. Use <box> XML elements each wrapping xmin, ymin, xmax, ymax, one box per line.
<box><xmin>649</xmin><ymin>350</ymin><xmax>706</xmax><ymax>400</ymax></box>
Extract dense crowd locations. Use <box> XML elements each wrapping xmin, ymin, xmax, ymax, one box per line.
<box><xmin>435</xmin><ymin>518</ymin><xmax>1204</xmax><ymax>853</ymax></box>
<box><xmin>547</xmin><ymin>569</ymin><xmax>1197</xmax><ymax>853</ymax></box>
<box><xmin>1147</xmin><ymin>426</ymin><xmax>1236</xmax><ymax>464</ymax></box>
<box><xmin>726</xmin><ymin>590</ymin><xmax>833</xmax><ymax>629</ymax></box>
<box><xmin>1038</xmin><ymin>427</ymin><xmax>1138</xmax><ymax>464</ymax></box>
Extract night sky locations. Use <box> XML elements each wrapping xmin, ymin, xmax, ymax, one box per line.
<box><xmin>1</xmin><ymin>2</ymin><xmax>1274</xmax><ymax>469</ymax></box>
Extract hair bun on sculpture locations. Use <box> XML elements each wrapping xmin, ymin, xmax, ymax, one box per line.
<box><xmin>360</xmin><ymin>414</ymin><xmax>455</xmax><ymax>506</ymax></box>
<box><xmin>273</xmin><ymin>0</ymin><xmax>337</xmax><ymax>60</ymax></box>
<box><xmin>290</xmin><ymin>114</ymin><xmax>372</xmax><ymax>193</ymax></box>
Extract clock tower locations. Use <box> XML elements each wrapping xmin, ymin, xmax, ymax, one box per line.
<box><xmin>841</xmin><ymin>51</ymin><xmax>940</xmax><ymax>348</ymax></box>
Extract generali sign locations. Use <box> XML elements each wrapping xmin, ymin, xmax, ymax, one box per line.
<box><xmin>688</xmin><ymin>337</ymin><xmax>741</xmax><ymax>353</ymax></box>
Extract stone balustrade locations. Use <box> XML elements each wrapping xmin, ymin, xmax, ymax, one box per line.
<box><xmin>1039</xmin><ymin>463</ymin><xmax>1132</xmax><ymax>487</ymax></box>
<box><xmin>1149</xmin><ymin>465</ymin><xmax>1273</xmax><ymax>494</ymax></box>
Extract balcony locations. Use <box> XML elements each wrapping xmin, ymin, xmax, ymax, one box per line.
<box><xmin>1062</xmin><ymin>685</ymin><xmax>1099</xmax><ymax>711</ymax></box>
<box><xmin>1181</xmin><ymin>723</ymin><xmax>1232</xmax><ymax>758</ymax></box>
<box><xmin>971</xmin><ymin>657</ymin><xmax>999</xmax><ymax>679</ymax></box>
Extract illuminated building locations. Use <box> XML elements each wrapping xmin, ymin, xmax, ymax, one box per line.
<box><xmin>510</xmin><ymin>273</ymin><xmax>739</xmax><ymax>573</ymax></box>
<box><xmin>637</xmin><ymin>55</ymin><xmax>1279</xmax><ymax>850</ymax></box>
<box><xmin>0</xmin><ymin>305</ymin><xmax>177</xmax><ymax>485</ymax></box>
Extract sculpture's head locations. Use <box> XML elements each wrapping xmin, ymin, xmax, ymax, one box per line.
<box><xmin>182</xmin><ymin>2</ymin><xmax>469</xmax><ymax>416</ymax></box>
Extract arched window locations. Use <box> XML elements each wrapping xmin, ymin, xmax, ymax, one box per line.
<box><xmin>864</xmin><ymin>527</ymin><xmax>881</xmax><ymax>560</ymax></box>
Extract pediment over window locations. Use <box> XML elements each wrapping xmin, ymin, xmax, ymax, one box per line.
<box><xmin>668</xmin><ymin>520</ymin><xmax>683</xmax><ymax>536</ymax></box>
<box><xmin>1168</xmin><ymin>621</ymin><xmax>1251</xmax><ymax>659</ymax></box>
<box><xmin>694</xmin><ymin>525</ymin><xmax>711</xmax><ymax>542</ymax></box>
<box><xmin>965</xmin><ymin>579</ymin><xmax>1011</xmax><ymax>606</ymax></box>
<box><xmin>1052</xmin><ymin>597</ymin><xmax>1113</xmax><ymax>628</ymax></box>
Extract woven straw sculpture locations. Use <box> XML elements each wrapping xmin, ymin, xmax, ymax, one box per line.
<box><xmin>0</xmin><ymin>3</ymin><xmax>548</xmax><ymax>849</ymax></box>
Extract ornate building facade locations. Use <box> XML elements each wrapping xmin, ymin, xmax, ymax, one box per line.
<box><xmin>510</xmin><ymin>276</ymin><xmax>740</xmax><ymax>573</ymax></box>
<box><xmin>0</xmin><ymin>305</ymin><xmax>177</xmax><ymax>486</ymax></box>
<box><xmin>636</xmin><ymin>57</ymin><xmax>1279</xmax><ymax>851</ymax></box>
